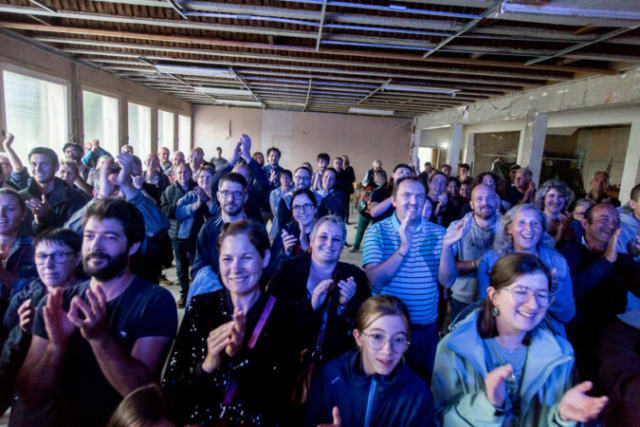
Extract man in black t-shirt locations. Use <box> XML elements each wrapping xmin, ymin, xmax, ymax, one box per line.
<box><xmin>16</xmin><ymin>198</ymin><xmax>178</xmax><ymax>427</ymax></box>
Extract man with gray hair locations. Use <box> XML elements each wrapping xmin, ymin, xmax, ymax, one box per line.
<box><xmin>586</xmin><ymin>170</ymin><xmax>620</xmax><ymax>207</ymax></box>
<box><xmin>505</xmin><ymin>167</ymin><xmax>536</xmax><ymax>206</ymax></box>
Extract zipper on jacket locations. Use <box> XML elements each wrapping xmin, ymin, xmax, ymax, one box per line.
<box><xmin>364</xmin><ymin>379</ymin><xmax>377</xmax><ymax>427</ymax></box>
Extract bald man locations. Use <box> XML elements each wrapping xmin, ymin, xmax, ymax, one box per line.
<box><xmin>438</xmin><ymin>184</ymin><xmax>501</xmax><ymax>320</ymax></box>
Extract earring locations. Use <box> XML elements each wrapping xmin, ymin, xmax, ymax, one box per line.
<box><xmin>491</xmin><ymin>306</ymin><xmax>499</xmax><ymax>317</ymax></box>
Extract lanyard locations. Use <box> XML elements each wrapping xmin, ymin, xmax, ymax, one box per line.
<box><xmin>487</xmin><ymin>340</ymin><xmax>529</xmax><ymax>423</ymax></box>
<box><xmin>221</xmin><ymin>295</ymin><xmax>277</xmax><ymax>407</ymax></box>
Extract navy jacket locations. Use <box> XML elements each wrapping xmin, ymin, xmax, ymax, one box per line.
<box><xmin>305</xmin><ymin>350</ymin><xmax>435</xmax><ymax>427</ymax></box>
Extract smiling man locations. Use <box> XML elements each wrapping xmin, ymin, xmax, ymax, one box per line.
<box><xmin>19</xmin><ymin>147</ymin><xmax>87</xmax><ymax>236</ymax></box>
<box><xmin>438</xmin><ymin>184</ymin><xmax>500</xmax><ymax>320</ymax></box>
<box><xmin>561</xmin><ymin>203</ymin><xmax>640</xmax><ymax>382</ymax></box>
<box><xmin>362</xmin><ymin>176</ymin><xmax>446</xmax><ymax>382</ymax></box>
<box><xmin>16</xmin><ymin>198</ymin><xmax>177</xmax><ymax>427</ymax></box>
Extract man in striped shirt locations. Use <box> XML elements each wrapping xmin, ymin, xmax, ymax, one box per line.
<box><xmin>363</xmin><ymin>176</ymin><xmax>446</xmax><ymax>381</ymax></box>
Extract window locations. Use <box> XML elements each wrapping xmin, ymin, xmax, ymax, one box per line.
<box><xmin>127</xmin><ymin>102</ymin><xmax>151</xmax><ymax>160</ymax></box>
<box><xmin>178</xmin><ymin>115</ymin><xmax>191</xmax><ymax>155</ymax></box>
<box><xmin>2</xmin><ymin>70</ymin><xmax>68</xmax><ymax>162</ymax></box>
<box><xmin>83</xmin><ymin>91</ymin><xmax>119</xmax><ymax>156</ymax></box>
<box><xmin>158</xmin><ymin>110</ymin><xmax>175</xmax><ymax>152</ymax></box>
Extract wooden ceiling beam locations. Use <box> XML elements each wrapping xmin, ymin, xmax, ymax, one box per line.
<box><xmin>0</xmin><ymin>22</ymin><xmax>617</xmax><ymax>76</ymax></box>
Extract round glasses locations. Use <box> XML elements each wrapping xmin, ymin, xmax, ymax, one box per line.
<box><xmin>35</xmin><ymin>251</ymin><xmax>76</xmax><ymax>265</ymax></box>
<box><xmin>503</xmin><ymin>286</ymin><xmax>555</xmax><ymax>307</ymax></box>
<box><xmin>292</xmin><ymin>203</ymin><xmax>314</xmax><ymax>213</ymax></box>
<box><xmin>362</xmin><ymin>332</ymin><xmax>409</xmax><ymax>353</ymax></box>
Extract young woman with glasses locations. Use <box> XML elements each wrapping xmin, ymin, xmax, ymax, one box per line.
<box><xmin>305</xmin><ymin>295</ymin><xmax>434</xmax><ymax>427</ymax></box>
<box><xmin>433</xmin><ymin>253</ymin><xmax>607</xmax><ymax>426</ymax></box>
<box><xmin>270</xmin><ymin>188</ymin><xmax>318</xmax><ymax>260</ymax></box>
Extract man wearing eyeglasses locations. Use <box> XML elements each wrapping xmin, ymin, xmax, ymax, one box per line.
<box><xmin>190</xmin><ymin>172</ymin><xmax>250</xmax><ymax>292</ymax></box>
<box><xmin>561</xmin><ymin>203</ymin><xmax>640</xmax><ymax>383</ymax></box>
<box><xmin>0</xmin><ymin>228</ymin><xmax>81</xmax><ymax>422</ymax></box>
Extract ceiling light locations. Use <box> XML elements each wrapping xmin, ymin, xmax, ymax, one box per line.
<box><xmin>154</xmin><ymin>65</ymin><xmax>236</xmax><ymax>78</ymax></box>
<box><xmin>216</xmin><ymin>99</ymin><xmax>263</xmax><ymax>107</ymax></box>
<box><xmin>383</xmin><ymin>84</ymin><xmax>459</xmax><ymax>96</ymax></box>
<box><xmin>194</xmin><ymin>87</ymin><xmax>253</xmax><ymax>96</ymax></box>
<box><xmin>348</xmin><ymin>108</ymin><xmax>394</xmax><ymax>116</ymax></box>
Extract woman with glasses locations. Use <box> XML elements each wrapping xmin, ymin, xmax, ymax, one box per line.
<box><xmin>0</xmin><ymin>228</ymin><xmax>81</xmax><ymax>422</ymax></box>
<box><xmin>433</xmin><ymin>253</ymin><xmax>607</xmax><ymax>426</ymax></box>
<box><xmin>305</xmin><ymin>295</ymin><xmax>434</xmax><ymax>427</ymax></box>
<box><xmin>477</xmin><ymin>204</ymin><xmax>575</xmax><ymax>336</ymax></box>
<box><xmin>162</xmin><ymin>220</ymin><xmax>303</xmax><ymax>426</ymax></box>
<box><xmin>268</xmin><ymin>215</ymin><xmax>371</xmax><ymax>371</ymax></box>
<box><xmin>271</xmin><ymin>188</ymin><xmax>317</xmax><ymax>260</ymax></box>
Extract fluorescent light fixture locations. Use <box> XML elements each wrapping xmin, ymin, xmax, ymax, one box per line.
<box><xmin>194</xmin><ymin>87</ymin><xmax>253</xmax><ymax>96</ymax></box>
<box><xmin>154</xmin><ymin>65</ymin><xmax>236</xmax><ymax>78</ymax></box>
<box><xmin>383</xmin><ymin>84</ymin><xmax>459</xmax><ymax>96</ymax></box>
<box><xmin>216</xmin><ymin>99</ymin><xmax>263</xmax><ymax>107</ymax></box>
<box><xmin>348</xmin><ymin>108</ymin><xmax>394</xmax><ymax>116</ymax></box>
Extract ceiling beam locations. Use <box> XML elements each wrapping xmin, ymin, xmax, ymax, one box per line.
<box><xmin>423</xmin><ymin>1</ymin><xmax>503</xmax><ymax>58</ymax></box>
<box><xmin>315</xmin><ymin>0</ymin><xmax>327</xmax><ymax>51</ymax></box>
<box><xmin>526</xmin><ymin>24</ymin><xmax>640</xmax><ymax>65</ymax></box>
<box><xmin>0</xmin><ymin>23</ymin><xmax>616</xmax><ymax>75</ymax></box>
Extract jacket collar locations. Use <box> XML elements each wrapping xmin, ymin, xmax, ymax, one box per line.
<box><xmin>446</xmin><ymin>309</ymin><xmax>574</xmax><ymax>410</ymax></box>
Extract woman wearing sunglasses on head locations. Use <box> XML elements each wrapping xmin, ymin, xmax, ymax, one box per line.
<box><xmin>305</xmin><ymin>295</ymin><xmax>434</xmax><ymax>427</ymax></box>
<box><xmin>432</xmin><ymin>253</ymin><xmax>608</xmax><ymax>427</ymax></box>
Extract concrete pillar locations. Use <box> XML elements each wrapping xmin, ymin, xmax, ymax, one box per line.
<box><xmin>411</xmin><ymin>124</ymin><xmax>421</xmax><ymax>164</ymax></box>
<box><xmin>448</xmin><ymin>124</ymin><xmax>463</xmax><ymax>173</ymax></box>
<box><xmin>150</xmin><ymin>106</ymin><xmax>158</xmax><ymax>156</ymax></box>
<box><xmin>120</xmin><ymin>97</ymin><xmax>127</xmax><ymax>150</ymax></box>
<box><xmin>619</xmin><ymin>119</ymin><xmax>640</xmax><ymax>203</ymax></box>
<box><xmin>463</xmin><ymin>132</ymin><xmax>475</xmax><ymax>172</ymax></box>
<box><xmin>518</xmin><ymin>112</ymin><xmax>548</xmax><ymax>185</ymax></box>
<box><xmin>70</xmin><ymin>63</ymin><xmax>82</xmax><ymax>145</ymax></box>
<box><xmin>173</xmin><ymin>113</ymin><xmax>179</xmax><ymax>152</ymax></box>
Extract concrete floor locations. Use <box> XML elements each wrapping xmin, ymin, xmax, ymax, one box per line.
<box><xmin>0</xmin><ymin>211</ymin><xmax>366</xmax><ymax>426</ymax></box>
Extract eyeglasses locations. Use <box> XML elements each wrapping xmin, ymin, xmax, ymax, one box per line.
<box><xmin>0</xmin><ymin>162</ymin><xmax>10</xmax><ymax>168</ymax></box>
<box><xmin>292</xmin><ymin>203</ymin><xmax>314</xmax><ymax>213</ymax></box>
<box><xmin>362</xmin><ymin>332</ymin><xmax>409</xmax><ymax>353</ymax></box>
<box><xmin>219</xmin><ymin>190</ymin><xmax>244</xmax><ymax>199</ymax></box>
<box><xmin>294</xmin><ymin>176</ymin><xmax>310</xmax><ymax>182</ymax></box>
<box><xmin>35</xmin><ymin>251</ymin><xmax>76</xmax><ymax>265</ymax></box>
<box><xmin>503</xmin><ymin>286</ymin><xmax>555</xmax><ymax>307</ymax></box>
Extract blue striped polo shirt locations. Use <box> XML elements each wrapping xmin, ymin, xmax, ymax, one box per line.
<box><xmin>362</xmin><ymin>214</ymin><xmax>445</xmax><ymax>325</ymax></box>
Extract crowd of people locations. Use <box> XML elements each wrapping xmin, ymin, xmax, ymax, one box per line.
<box><xmin>0</xmin><ymin>130</ymin><xmax>638</xmax><ymax>427</ymax></box>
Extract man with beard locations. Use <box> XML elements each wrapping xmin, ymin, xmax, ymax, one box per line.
<box><xmin>438</xmin><ymin>184</ymin><xmax>500</xmax><ymax>320</ymax></box>
<box><xmin>16</xmin><ymin>198</ymin><xmax>177</xmax><ymax>427</ymax></box>
<box><xmin>363</xmin><ymin>176</ymin><xmax>446</xmax><ymax>382</ymax></box>
<box><xmin>19</xmin><ymin>147</ymin><xmax>87</xmax><ymax>236</ymax></box>
<box><xmin>190</xmin><ymin>172</ymin><xmax>250</xmax><ymax>282</ymax></box>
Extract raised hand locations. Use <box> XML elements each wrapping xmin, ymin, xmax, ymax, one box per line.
<box><xmin>27</xmin><ymin>195</ymin><xmax>51</xmax><ymax>220</ymax></box>
<box><xmin>67</xmin><ymin>285</ymin><xmax>108</xmax><ymax>342</ymax></box>
<box><xmin>311</xmin><ymin>279</ymin><xmax>334</xmax><ymax>310</ymax></box>
<box><xmin>230</xmin><ymin>141</ymin><xmax>242</xmax><ymax>165</ymax></box>
<box><xmin>2</xmin><ymin>133</ymin><xmax>14</xmax><ymax>148</ymax></box>
<box><xmin>116</xmin><ymin>153</ymin><xmax>133</xmax><ymax>186</ymax></box>
<box><xmin>43</xmin><ymin>287</ymin><xmax>77</xmax><ymax>347</ymax></box>
<box><xmin>240</xmin><ymin>134</ymin><xmax>252</xmax><ymax>161</ymax></box>
<box><xmin>398</xmin><ymin>213</ymin><xmax>412</xmax><ymax>256</ymax></box>
<box><xmin>485</xmin><ymin>364</ymin><xmax>512</xmax><ymax>409</ymax></box>
<box><xmin>604</xmin><ymin>228</ymin><xmax>622</xmax><ymax>263</ymax></box>
<box><xmin>559</xmin><ymin>381</ymin><xmax>608</xmax><ymax>422</ymax></box>
<box><xmin>225</xmin><ymin>308</ymin><xmax>247</xmax><ymax>357</ymax></box>
<box><xmin>281</xmin><ymin>229</ymin><xmax>298</xmax><ymax>255</ymax></box>
<box><xmin>443</xmin><ymin>217</ymin><xmax>471</xmax><ymax>248</ymax></box>
<box><xmin>318</xmin><ymin>406</ymin><xmax>342</xmax><ymax>427</ymax></box>
<box><xmin>337</xmin><ymin>276</ymin><xmax>357</xmax><ymax>306</ymax></box>
<box><xmin>18</xmin><ymin>299</ymin><xmax>36</xmax><ymax>334</ymax></box>
<box><xmin>202</xmin><ymin>322</ymin><xmax>234</xmax><ymax>373</ymax></box>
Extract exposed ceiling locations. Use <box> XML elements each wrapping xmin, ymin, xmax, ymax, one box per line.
<box><xmin>1</xmin><ymin>0</ymin><xmax>639</xmax><ymax>118</ymax></box>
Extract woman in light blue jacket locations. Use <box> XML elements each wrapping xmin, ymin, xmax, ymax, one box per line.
<box><xmin>433</xmin><ymin>253</ymin><xmax>607</xmax><ymax>426</ymax></box>
<box><xmin>477</xmin><ymin>204</ymin><xmax>575</xmax><ymax>336</ymax></box>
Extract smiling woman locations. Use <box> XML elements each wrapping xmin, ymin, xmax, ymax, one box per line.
<box><xmin>433</xmin><ymin>253</ymin><xmax>608</xmax><ymax>426</ymax></box>
<box><xmin>162</xmin><ymin>219</ymin><xmax>305</xmax><ymax>426</ymax></box>
<box><xmin>267</xmin><ymin>215</ymin><xmax>371</xmax><ymax>374</ymax></box>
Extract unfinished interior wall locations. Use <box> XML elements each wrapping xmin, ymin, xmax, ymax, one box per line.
<box><xmin>193</xmin><ymin>105</ymin><xmax>412</xmax><ymax>179</ymax></box>
<box><xmin>473</xmin><ymin>131</ymin><xmax>520</xmax><ymax>175</ymax></box>
<box><xmin>0</xmin><ymin>33</ymin><xmax>191</xmax><ymax>153</ymax></box>
<box><xmin>576</xmin><ymin>126</ymin><xmax>630</xmax><ymax>193</ymax></box>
